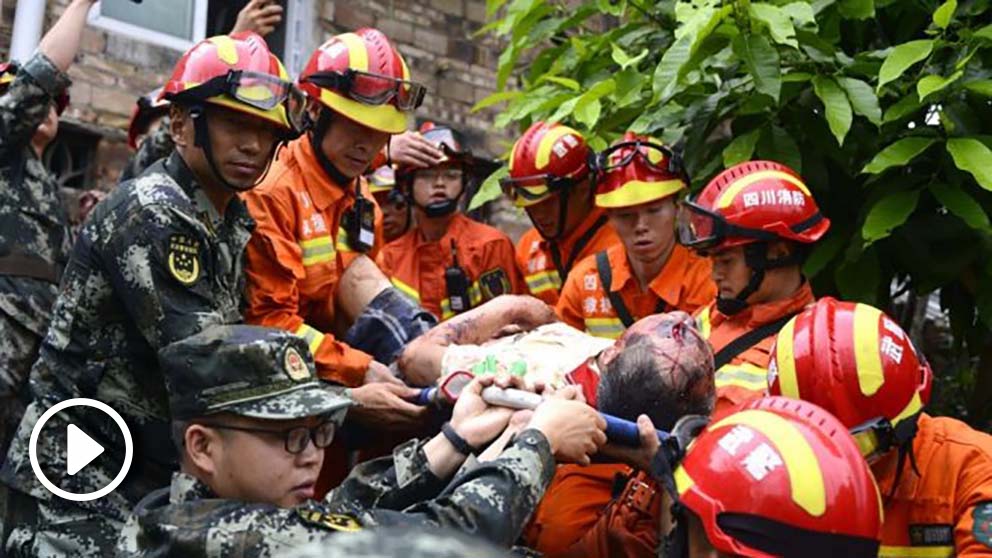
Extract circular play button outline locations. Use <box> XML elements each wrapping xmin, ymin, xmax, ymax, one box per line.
<box><xmin>29</xmin><ymin>397</ymin><xmax>133</xmax><ymax>502</ymax></box>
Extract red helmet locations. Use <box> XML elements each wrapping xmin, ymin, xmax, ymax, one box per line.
<box><xmin>674</xmin><ymin>396</ymin><xmax>882</xmax><ymax>557</ymax></box>
<box><xmin>768</xmin><ymin>297</ymin><xmax>933</xmax><ymax>462</ymax></box>
<box><xmin>299</xmin><ymin>28</ymin><xmax>424</xmax><ymax>134</ymax></box>
<box><xmin>677</xmin><ymin>160</ymin><xmax>829</xmax><ymax>252</ymax></box>
<box><xmin>127</xmin><ymin>87</ymin><xmax>170</xmax><ymax>150</ymax></box>
<box><xmin>501</xmin><ymin>121</ymin><xmax>592</xmax><ymax>208</ymax></box>
<box><xmin>162</xmin><ymin>32</ymin><xmax>301</xmax><ymax>132</ymax></box>
<box><xmin>0</xmin><ymin>61</ymin><xmax>69</xmax><ymax>115</ymax></box>
<box><xmin>594</xmin><ymin>132</ymin><xmax>687</xmax><ymax>208</ymax></box>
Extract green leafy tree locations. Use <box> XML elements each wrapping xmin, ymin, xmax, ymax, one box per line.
<box><xmin>474</xmin><ymin>0</ymin><xmax>992</xmax><ymax>428</ymax></box>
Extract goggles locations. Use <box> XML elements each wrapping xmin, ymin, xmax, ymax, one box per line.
<box><xmin>176</xmin><ymin>70</ymin><xmax>306</xmax><ymax>132</ymax></box>
<box><xmin>675</xmin><ymin>200</ymin><xmax>777</xmax><ymax>251</ymax></box>
<box><xmin>304</xmin><ymin>69</ymin><xmax>426</xmax><ymax>111</ymax></box>
<box><xmin>594</xmin><ymin>140</ymin><xmax>686</xmax><ymax>180</ymax></box>
<box><xmin>849</xmin><ymin>417</ymin><xmax>895</xmax><ymax>464</ymax></box>
<box><xmin>499</xmin><ymin>173</ymin><xmax>580</xmax><ymax>206</ymax></box>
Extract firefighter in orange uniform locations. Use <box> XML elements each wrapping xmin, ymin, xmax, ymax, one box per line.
<box><xmin>557</xmin><ymin>133</ymin><xmax>714</xmax><ymax>339</ymax></box>
<box><xmin>243</xmin><ymin>29</ymin><xmax>430</xmax><ymax>422</ymax></box>
<box><xmin>366</xmin><ymin>164</ymin><xmax>412</xmax><ymax>244</ymax></box>
<box><xmin>769</xmin><ymin>298</ymin><xmax>992</xmax><ymax>558</ymax></box>
<box><xmin>677</xmin><ymin>160</ymin><xmax>829</xmax><ymax>419</ymax></box>
<box><xmin>502</xmin><ymin>122</ymin><xmax>620</xmax><ymax>306</ymax></box>
<box><xmin>380</xmin><ymin>123</ymin><xmax>520</xmax><ymax>321</ymax></box>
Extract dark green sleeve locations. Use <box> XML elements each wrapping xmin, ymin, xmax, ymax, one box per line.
<box><xmin>0</xmin><ymin>53</ymin><xmax>70</xmax><ymax>160</ymax></box>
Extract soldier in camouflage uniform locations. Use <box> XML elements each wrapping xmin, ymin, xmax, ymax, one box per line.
<box><xmin>116</xmin><ymin>324</ymin><xmax>607</xmax><ymax>557</ymax></box>
<box><xmin>279</xmin><ymin>525</ymin><xmax>509</xmax><ymax>558</ymax></box>
<box><xmin>0</xmin><ymin>0</ymin><xmax>95</xmax><ymax>458</ymax></box>
<box><xmin>1</xmin><ymin>32</ymin><xmax>302</xmax><ymax>556</ymax></box>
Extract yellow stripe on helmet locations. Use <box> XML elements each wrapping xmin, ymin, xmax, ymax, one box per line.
<box><xmin>772</xmin><ymin>317</ymin><xmax>801</xmax><ymax>397</ymax></box>
<box><xmin>207</xmin><ymin>36</ymin><xmax>240</xmax><ymax>66</ymax></box>
<box><xmin>674</xmin><ymin>466</ymin><xmax>695</xmax><ymax>497</ymax></box>
<box><xmin>711</xmin><ymin>409</ymin><xmax>827</xmax><ymax>517</ymax></box>
<box><xmin>338</xmin><ymin>33</ymin><xmax>370</xmax><ymax>73</ymax></box>
<box><xmin>536</xmin><ymin>125</ymin><xmax>581</xmax><ymax>170</ymax></box>
<box><xmin>595</xmin><ymin>179</ymin><xmax>685</xmax><ymax>208</ymax></box>
<box><xmin>716</xmin><ymin>170</ymin><xmax>811</xmax><ymax>209</ymax></box>
<box><xmin>853</xmin><ymin>304</ymin><xmax>885</xmax><ymax>397</ymax></box>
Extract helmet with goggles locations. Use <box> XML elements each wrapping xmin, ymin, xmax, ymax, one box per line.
<box><xmin>299</xmin><ymin>28</ymin><xmax>424</xmax><ymax>135</ymax></box>
<box><xmin>594</xmin><ymin>132</ymin><xmax>687</xmax><ymax>208</ymax></box>
<box><xmin>676</xmin><ymin>160</ymin><xmax>828</xmax><ymax>252</ymax></box>
<box><xmin>501</xmin><ymin>121</ymin><xmax>591</xmax><ymax>208</ymax></box>
<box><xmin>767</xmin><ymin>298</ymin><xmax>933</xmax><ymax>465</ymax></box>
<box><xmin>669</xmin><ymin>396</ymin><xmax>882</xmax><ymax>558</ymax></box>
<box><xmin>0</xmin><ymin>61</ymin><xmax>70</xmax><ymax>116</ymax></box>
<box><xmin>162</xmin><ymin>32</ymin><xmax>303</xmax><ymax>134</ymax></box>
<box><xmin>368</xmin><ymin>164</ymin><xmax>396</xmax><ymax>196</ymax></box>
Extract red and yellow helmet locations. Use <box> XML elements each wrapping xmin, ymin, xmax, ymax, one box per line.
<box><xmin>768</xmin><ymin>298</ymin><xmax>933</xmax><ymax>461</ymax></box>
<box><xmin>677</xmin><ymin>160</ymin><xmax>829</xmax><ymax>252</ymax></box>
<box><xmin>594</xmin><ymin>132</ymin><xmax>687</xmax><ymax>208</ymax></box>
<box><xmin>500</xmin><ymin>121</ymin><xmax>592</xmax><ymax>208</ymax></box>
<box><xmin>298</xmin><ymin>28</ymin><xmax>424</xmax><ymax>134</ymax></box>
<box><xmin>675</xmin><ymin>396</ymin><xmax>882</xmax><ymax>557</ymax></box>
<box><xmin>162</xmin><ymin>32</ymin><xmax>301</xmax><ymax>132</ymax></box>
<box><xmin>368</xmin><ymin>164</ymin><xmax>396</xmax><ymax>195</ymax></box>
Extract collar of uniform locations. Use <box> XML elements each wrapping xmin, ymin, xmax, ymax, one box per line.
<box><xmin>713</xmin><ymin>281</ymin><xmax>815</xmax><ymax>328</ymax></box>
<box><xmin>413</xmin><ymin>213</ymin><xmax>470</xmax><ymax>249</ymax></box>
<box><xmin>166</xmin><ymin>151</ymin><xmax>255</xmax><ymax>234</ymax></box>
<box><xmin>170</xmin><ymin>472</ymin><xmax>217</xmax><ymax>505</ymax></box>
<box><xmin>555</xmin><ymin>206</ymin><xmax>608</xmax><ymax>254</ymax></box>
<box><xmin>291</xmin><ymin>136</ymin><xmax>350</xmax><ymax>212</ymax></box>
<box><xmin>607</xmin><ymin>242</ymin><xmax>691</xmax><ymax>310</ymax></box>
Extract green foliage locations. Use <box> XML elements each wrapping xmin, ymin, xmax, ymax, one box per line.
<box><xmin>476</xmin><ymin>0</ymin><xmax>992</xmax><ymax>426</ymax></box>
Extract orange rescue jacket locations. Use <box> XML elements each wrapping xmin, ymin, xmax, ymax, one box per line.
<box><xmin>515</xmin><ymin>209</ymin><xmax>620</xmax><ymax>306</ymax></box>
<box><xmin>697</xmin><ymin>282</ymin><xmax>814</xmax><ymax>420</ymax></box>
<box><xmin>876</xmin><ymin>414</ymin><xmax>992</xmax><ymax>557</ymax></box>
<box><xmin>243</xmin><ymin>138</ymin><xmax>383</xmax><ymax>387</ymax></box>
<box><xmin>556</xmin><ymin>243</ymin><xmax>714</xmax><ymax>339</ymax></box>
<box><xmin>379</xmin><ymin>213</ymin><xmax>522</xmax><ymax>321</ymax></box>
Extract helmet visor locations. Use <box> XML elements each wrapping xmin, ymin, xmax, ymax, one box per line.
<box><xmin>849</xmin><ymin>417</ymin><xmax>894</xmax><ymax>464</ymax></box>
<box><xmin>306</xmin><ymin>70</ymin><xmax>426</xmax><ymax>111</ymax></box>
<box><xmin>175</xmin><ymin>70</ymin><xmax>303</xmax><ymax>131</ymax></box>
<box><xmin>676</xmin><ymin>200</ymin><xmax>722</xmax><ymax>250</ymax></box>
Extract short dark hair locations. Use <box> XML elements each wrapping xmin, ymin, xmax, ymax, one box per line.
<box><xmin>597</xmin><ymin>336</ymin><xmax>714</xmax><ymax>431</ymax></box>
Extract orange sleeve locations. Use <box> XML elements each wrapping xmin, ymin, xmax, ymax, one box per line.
<box><xmin>557</xmin><ymin>472</ymin><xmax>662</xmax><ymax>558</ymax></box>
<box><xmin>683</xmin><ymin>257</ymin><xmax>717</xmax><ymax>314</ymax></box>
<box><xmin>555</xmin><ymin>262</ymin><xmax>587</xmax><ymax>331</ymax></box>
<box><xmin>951</xmin><ymin>436</ymin><xmax>992</xmax><ymax>555</ymax></box>
<box><xmin>244</xmin><ymin>190</ymin><xmax>370</xmax><ymax>387</ymax></box>
<box><xmin>523</xmin><ymin>464</ymin><xmax>625</xmax><ymax>554</ymax></box>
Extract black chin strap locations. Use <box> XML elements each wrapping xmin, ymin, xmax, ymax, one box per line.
<box><xmin>885</xmin><ymin>413</ymin><xmax>922</xmax><ymax>502</ymax></box>
<box><xmin>189</xmin><ymin>104</ymin><xmax>278</xmax><ymax>193</ymax></box>
<box><xmin>716</xmin><ymin>242</ymin><xmax>805</xmax><ymax>316</ymax></box>
<box><xmin>309</xmin><ymin>108</ymin><xmax>353</xmax><ymax>186</ymax></box>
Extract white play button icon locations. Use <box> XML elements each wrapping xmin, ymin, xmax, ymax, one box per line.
<box><xmin>29</xmin><ymin>397</ymin><xmax>133</xmax><ymax>502</ymax></box>
<box><xmin>66</xmin><ymin>423</ymin><xmax>105</xmax><ymax>476</ymax></box>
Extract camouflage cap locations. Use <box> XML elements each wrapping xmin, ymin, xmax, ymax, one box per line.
<box><xmin>160</xmin><ymin>325</ymin><xmax>352</xmax><ymax>421</ymax></box>
<box><xmin>277</xmin><ymin>525</ymin><xmax>511</xmax><ymax>558</ymax></box>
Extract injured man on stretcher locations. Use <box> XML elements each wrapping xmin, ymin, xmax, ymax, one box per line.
<box><xmin>336</xmin><ymin>256</ymin><xmax>714</xmax><ymax>408</ymax></box>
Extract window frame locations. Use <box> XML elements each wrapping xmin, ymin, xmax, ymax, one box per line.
<box><xmin>87</xmin><ymin>0</ymin><xmax>209</xmax><ymax>52</ymax></box>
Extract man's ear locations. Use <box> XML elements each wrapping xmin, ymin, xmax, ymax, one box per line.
<box><xmin>169</xmin><ymin>105</ymin><xmax>190</xmax><ymax>148</ymax></box>
<box><xmin>767</xmin><ymin>240</ymin><xmax>794</xmax><ymax>260</ymax></box>
<box><xmin>184</xmin><ymin>423</ymin><xmax>220</xmax><ymax>477</ymax></box>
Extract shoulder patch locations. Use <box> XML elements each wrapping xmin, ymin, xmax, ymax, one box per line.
<box><xmin>297</xmin><ymin>509</ymin><xmax>363</xmax><ymax>532</ymax></box>
<box><xmin>974</xmin><ymin>502</ymin><xmax>992</xmax><ymax>548</ymax></box>
<box><xmin>479</xmin><ymin>268</ymin><xmax>511</xmax><ymax>300</ymax></box>
<box><xmin>167</xmin><ymin>234</ymin><xmax>201</xmax><ymax>285</ymax></box>
<box><xmin>909</xmin><ymin>524</ymin><xmax>954</xmax><ymax>546</ymax></box>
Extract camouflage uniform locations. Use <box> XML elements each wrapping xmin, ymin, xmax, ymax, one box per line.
<box><xmin>116</xmin><ymin>324</ymin><xmax>556</xmax><ymax>557</ymax></box>
<box><xmin>0</xmin><ymin>53</ymin><xmax>73</xmax><ymax>456</ymax></box>
<box><xmin>279</xmin><ymin>525</ymin><xmax>510</xmax><ymax>558</ymax></box>
<box><xmin>119</xmin><ymin>117</ymin><xmax>173</xmax><ymax>183</ymax></box>
<box><xmin>2</xmin><ymin>151</ymin><xmax>254</xmax><ymax>557</ymax></box>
